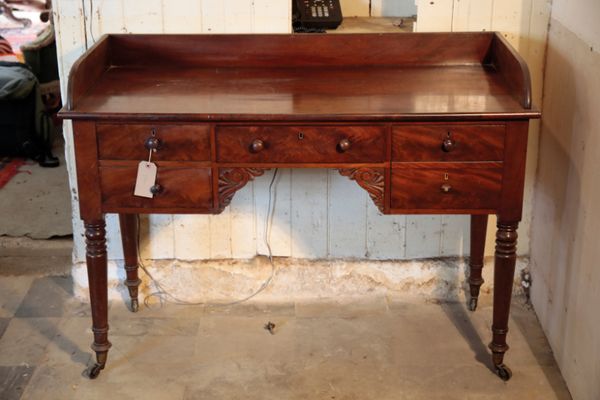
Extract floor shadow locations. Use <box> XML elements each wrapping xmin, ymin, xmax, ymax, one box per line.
<box><xmin>14</xmin><ymin>276</ymin><xmax>93</xmax><ymax>369</ymax></box>
<box><xmin>436</xmin><ymin>257</ymin><xmax>572</xmax><ymax>398</ymax></box>
<box><xmin>437</xmin><ymin>257</ymin><xmax>494</xmax><ymax>373</ymax></box>
<box><xmin>511</xmin><ymin>302</ymin><xmax>573</xmax><ymax>399</ymax></box>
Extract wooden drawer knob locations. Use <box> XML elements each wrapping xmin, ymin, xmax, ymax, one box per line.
<box><xmin>250</xmin><ymin>139</ymin><xmax>265</xmax><ymax>153</ymax></box>
<box><xmin>150</xmin><ymin>184</ymin><xmax>163</xmax><ymax>195</ymax></box>
<box><xmin>145</xmin><ymin>136</ymin><xmax>160</xmax><ymax>151</ymax></box>
<box><xmin>441</xmin><ymin>134</ymin><xmax>455</xmax><ymax>152</ymax></box>
<box><xmin>440</xmin><ymin>183</ymin><xmax>452</xmax><ymax>193</ymax></box>
<box><xmin>337</xmin><ymin>138</ymin><xmax>351</xmax><ymax>152</ymax></box>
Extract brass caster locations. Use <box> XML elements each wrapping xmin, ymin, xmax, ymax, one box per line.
<box><xmin>468</xmin><ymin>297</ymin><xmax>478</xmax><ymax>311</ymax></box>
<box><xmin>87</xmin><ymin>362</ymin><xmax>105</xmax><ymax>379</ymax></box>
<box><xmin>494</xmin><ymin>363</ymin><xmax>512</xmax><ymax>381</ymax></box>
<box><xmin>130</xmin><ymin>299</ymin><xmax>139</xmax><ymax>313</ymax></box>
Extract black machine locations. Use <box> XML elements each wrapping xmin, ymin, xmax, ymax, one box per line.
<box><xmin>293</xmin><ymin>0</ymin><xmax>343</xmax><ymax>30</ymax></box>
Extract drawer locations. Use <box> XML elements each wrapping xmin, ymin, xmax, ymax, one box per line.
<box><xmin>97</xmin><ymin>124</ymin><xmax>211</xmax><ymax>161</ymax></box>
<box><xmin>100</xmin><ymin>165</ymin><xmax>213</xmax><ymax>209</ymax></box>
<box><xmin>392</xmin><ymin>124</ymin><xmax>505</xmax><ymax>161</ymax></box>
<box><xmin>391</xmin><ymin>164</ymin><xmax>503</xmax><ymax>210</ymax></box>
<box><xmin>216</xmin><ymin>125</ymin><xmax>386</xmax><ymax>163</ymax></box>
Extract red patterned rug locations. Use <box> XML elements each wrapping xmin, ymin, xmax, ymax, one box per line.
<box><xmin>0</xmin><ymin>9</ymin><xmax>49</xmax><ymax>58</ymax></box>
<box><xmin>0</xmin><ymin>157</ymin><xmax>30</xmax><ymax>189</ymax></box>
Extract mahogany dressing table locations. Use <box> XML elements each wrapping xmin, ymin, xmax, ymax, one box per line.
<box><xmin>59</xmin><ymin>32</ymin><xmax>540</xmax><ymax>380</ymax></box>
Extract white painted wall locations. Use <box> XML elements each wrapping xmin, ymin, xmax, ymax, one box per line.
<box><xmin>530</xmin><ymin>2</ymin><xmax>600</xmax><ymax>399</ymax></box>
<box><xmin>341</xmin><ymin>0</ymin><xmax>417</xmax><ymax>17</ymax></box>
<box><xmin>551</xmin><ymin>0</ymin><xmax>600</xmax><ymax>51</ymax></box>
<box><xmin>53</xmin><ymin>0</ymin><xmax>548</xmax><ymax>293</ymax></box>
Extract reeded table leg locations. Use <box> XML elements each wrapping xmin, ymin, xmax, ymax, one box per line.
<box><xmin>468</xmin><ymin>215</ymin><xmax>488</xmax><ymax>311</ymax></box>
<box><xmin>489</xmin><ymin>220</ymin><xmax>519</xmax><ymax>381</ymax></box>
<box><xmin>84</xmin><ymin>218</ymin><xmax>112</xmax><ymax>379</ymax></box>
<box><xmin>118</xmin><ymin>214</ymin><xmax>142</xmax><ymax>312</ymax></box>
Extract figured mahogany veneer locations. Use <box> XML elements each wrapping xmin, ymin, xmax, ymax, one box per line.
<box><xmin>217</xmin><ymin>125</ymin><xmax>386</xmax><ymax>163</ymax></box>
<box><xmin>390</xmin><ymin>163</ymin><xmax>503</xmax><ymax>211</ymax></box>
<box><xmin>392</xmin><ymin>124</ymin><xmax>505</xmax><ymax>162</ymax></box>
<box><xmin>60</xmin><ymin>32</ymin><xmax>540</xmax><ymax>381</ymax></box>
<box><xmin>97</xmin><ymin>124</ymin><xmax>211</xmax><ymax>161</ymax></box>
<box><xmin>100</xmin><ymin>165</ymin><xmax>213</xmax><ymax>210</ymax></box>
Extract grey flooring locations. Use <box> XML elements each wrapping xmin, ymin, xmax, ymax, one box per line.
<box><xmin>0</xmin><ymin>141</ymin><xmax>72</xmax><ymax>239</ymax></box>
<box><xmin>0</xmin><ymin>275</ymin><xmax>572</xmax><ymax>400</ymax></box>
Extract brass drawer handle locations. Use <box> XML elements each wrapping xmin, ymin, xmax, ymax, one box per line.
<box><xmin>150</xmin><ymin>184</ymin><xmax>163</xmax><ymax>195</ymax></box>
<box><xmin>441</xmin><ymin>132</ymin><xmax>455</xmax><ymax>152</ymax></box>
<box><xmin>250</xmin><ymin>139</ymin><xmax>265</xmax><ymax>153</ymax></box>
<box><xmin>337</xmin><ymin>138</ymin><xmax>351</xmax><ymax>152</ymax></box>
<box><xmin>440</xmin><ymin>183</ymin><xmax>452</xmax><ymax>193</ymax></box>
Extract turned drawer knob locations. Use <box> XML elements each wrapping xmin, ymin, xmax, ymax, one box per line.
<box><xmin>337</xmin><ymin>138</ymin><xmax>351</xmax><ymax>152</ymax></box>
<box><xmin>440</xmin><ymin>183</ymin><xmax>452</xmax><ymax>193</ymax></box>
<box><xmin>250</xmin><ymin>139</ymin><xmax>265</xmax><ymax>153</ymax></box>
<box><xmin>150</xmin><ymin>184</ymin><xmax>163</xmax><ymax>195</ymax></box>
<box><xmin>145</xmin><ymin>136</ymin><xmax>160</xmax><ymax>151</ymax></box>
<box><xmin>441</xmin><ymin>135</ymin><xmax>456</xmax><ymax>152</ymax></box>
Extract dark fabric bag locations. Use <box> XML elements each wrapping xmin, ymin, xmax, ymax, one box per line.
<box><xmin>0</xmin><ymin>61</ymin><xmax>56</xmax><ymax>165</ymax></box>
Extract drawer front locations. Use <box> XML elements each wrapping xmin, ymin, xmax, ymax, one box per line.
<box><xmin>97</xmin><ymin>124</ymin><xmax>211</xmax><ymax>161</ymax></box>
<box><xmin>391</xmin><ymin>164</ymin><xmax>503</xmax><ymax>210</ymax></box>
<box><xmin>216</xmin><ymin>125</ymin><xmax>386</xmax><ymax>163</ymax></box>
<box><xmin>392</xmin><ymin>124</ymin><xmax>505</xmax><ymax>161</ymax></box>
<box><xmin>100</xmin><ymin>166</ymin><xmax>212</xmax><ymax>209</ymax></box>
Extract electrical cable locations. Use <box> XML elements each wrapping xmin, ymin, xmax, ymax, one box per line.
<box><xmin>137</xmin><ymin>169</ymin><xmax>280</xmax><ymax>308</ymax></box>
<box><xmin>85</xmin><ymin>0</ymin><xmax>96</xmax><ymax>46</ymax></box>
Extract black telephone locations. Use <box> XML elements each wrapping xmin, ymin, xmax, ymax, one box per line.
<box><xmin>292</xmin><ymin>0</ymin><xmax>343</xmax><ymax>30</ymax></box>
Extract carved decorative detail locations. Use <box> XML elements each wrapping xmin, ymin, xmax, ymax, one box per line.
<box><xmin>218</xmin><ymin>168</ymin><xmax>269</xmax><ymax>209</ymax></box>
<box><xmin>338</xmin><ymin>168</ymin><xmax>385</xmax><ymax>213</ymax></box>
<box><xmin>85</xmin><ymin>220</ymin><xmax>107</xmax><ymax>258</ymax></box>
<box><xmin>495</xmin><ymin>222</ymin><xmax>518</xmax><ymax>259</ymax></box>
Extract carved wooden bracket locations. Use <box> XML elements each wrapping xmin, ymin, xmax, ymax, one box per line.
<box><xmin>218</xmin><ymin>168</ymin><xmax>269</xmax><ymax>209</ymax></box>
<box><xmin>338</xmin><ymin>168</ymin><xmax>385</xmax><ymax>213</ymax></box>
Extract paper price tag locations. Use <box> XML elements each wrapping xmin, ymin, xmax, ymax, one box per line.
<box><xmin>134</xmin><ymin>161</ymin><xmax>157</xmax><ymax>198</ymax></box>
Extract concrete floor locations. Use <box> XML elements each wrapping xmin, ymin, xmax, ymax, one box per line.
<box><xmin>0</xmin><ymin>275</ymin><xmax>571</xmax><ymax>400</ymax></box>
<box><xmin>0</xmin><ymin>140</ymin><xmax>72</xmax><ymax>239</ymax></box>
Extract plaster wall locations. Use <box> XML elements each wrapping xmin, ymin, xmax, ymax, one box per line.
<box><xmin>530</xmin><ymin>13</ymin><xmax>600</xmax><ymax>400</ymax></box>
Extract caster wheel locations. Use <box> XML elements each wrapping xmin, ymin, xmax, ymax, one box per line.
<box><xmin>495</xmin><ymin>364</ymin><xmax>512</xmax><ymax>381</ymax></box>
<box><xmin>130</xmin><ymin>299</ymin><xmax>139</xmax><ymax>313</ymax></box>
<box><xmin>468</xmin><ymin>297</ymin><xmax>478</xmax><ymax>311</ymax></box>
<box><xmin>87</xmin><ymin>363</ymin><xmax>105</xmax><ymax>379</ymax></box>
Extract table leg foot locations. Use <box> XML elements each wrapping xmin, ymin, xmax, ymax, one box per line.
<box><xmin>124</xmin><ymin>277</ymin><xmax>142</xmax><ymax>312</ymax></box>
<box><xmin>130</xmin><ymin>298</ymin><xmax>139</xmax><ymax>313</ymax></box>
<box><xmin>468</xmin><ymin>297</ymin><xmax>478</xmax><ymax>311</ymax></box>
<box><xmin>87</xmin><ymin>351</ymin><xmax>108</xmax><ymax>379</ymax></box>
<box><xmin>492</xmin><ymin>350</ymin><xmax>512</xmax><ymax>381</ymax></box>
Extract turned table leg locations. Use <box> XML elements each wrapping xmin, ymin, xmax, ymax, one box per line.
<box><xmin>468</xmin><ymin>215</ymin><xmax>488</xmax><ymax>311</ymax></box>
<box><xmin>118</xmin><ymin>213</ymin><xmax>142</xmax><ymax>312</ymax></box>
<box><xmin>84</xmin><ymin>218</ymin><xmax>112</xmax><ymax>379</ymax></box>
<box><xmin>489</xmin><ymin>220</ymin><xmax>519</xmax><ymax>381</ymax></box>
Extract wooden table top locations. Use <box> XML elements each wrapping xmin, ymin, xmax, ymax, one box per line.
<box><xmin>71</xmin><ymin>64</ymin><xmax>537</xmax><ymax>121</ymax></box>
<box><xmin>61</xmin><ymin>32</ymin><xmax>540</xmax><ymax>122</ymax></box>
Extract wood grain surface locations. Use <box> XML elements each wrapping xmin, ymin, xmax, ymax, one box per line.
<box><xmin>100</xmin><ymin>165</ymin><xmax>213</xmax><ymax>209</ymax></box>
<box><xmin>391</xmin><ymin>163</ymin><xmax>503</xmax><ymax>210</ymax></box>
<box><xmin>60</xmin><ymin>33</ymin><xmax>540</xmax><ymax>121</ymax></box>
<box><xmin>216</xmin><ymin>125</ymin><xmax>386</xmax><ymax>163</ymax></box>
<box><xmin>392</xmin><ymin>124</ymin><xmax>505</xmax><ymax>161</ymax></box>
<box><xmin>97</xmin><ymin>124</ymin><xmax>211</xmax><ymax>161</ymax></box>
